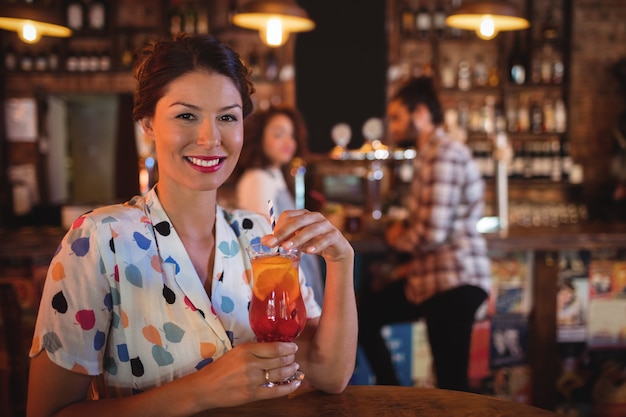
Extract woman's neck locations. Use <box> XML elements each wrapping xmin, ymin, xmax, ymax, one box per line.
<box><xmin>155</xmin><ymin>183</ymin><xmax>217</xmax><ymax>240</ymax></box>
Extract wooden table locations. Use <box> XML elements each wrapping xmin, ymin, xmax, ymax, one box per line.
<box><xmin>194</xmin><ymin>386</ymin><xmax>558</xmax><ymax>416</ymax></box>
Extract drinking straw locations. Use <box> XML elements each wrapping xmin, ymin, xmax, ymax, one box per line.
<box><xmin>267</xmin><ymin>199</ymin><xmax>276</xmax><ymax>231</ymax></box>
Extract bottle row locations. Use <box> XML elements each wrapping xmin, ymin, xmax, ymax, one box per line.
<box><xmin>508</xmin><ymin>35</ymin><xmax>565</xmax><ymax>86</ymax></box>
<box><xmin>169</xmin><ymin>4</ymin><xmax>210</xmax><ymax>37</ymax></box>
<box><xmin>65</xmin><ymin>0</ymin><xmax>108</xmax><ymax>34</ymax></box>
<box><xmin>3</xmin><ymin>45</ymin><xmax>114</xmax><ymax>73</ymax></box>
<box><xmin>505</xmin><ymin>94</ymin><xmax>567</xmax><ymax>135</ymax></box>
<box><xmin>398</xmin><ymin>0</ymin><xmax>452</xmax><ymax>40</ymax></box>
<box><xmin>470</xmin><ymin>138</ymin><xmax>578</xmax><ymax>183</ymax></box>
<box><xmin>391</xmin><ymin>50</ymin><xmax>565</xmax><ymax>93</ymax></box>
<box><xmin>444</xmin><ymin>93</ymin><xmax>567</xmax><ymax>136</ymax></box>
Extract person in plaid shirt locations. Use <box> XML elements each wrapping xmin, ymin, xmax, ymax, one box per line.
<box><xmin>358</xmin><ymin>77</ymin><xmax>491</xmax><ymax>391</ymax></box>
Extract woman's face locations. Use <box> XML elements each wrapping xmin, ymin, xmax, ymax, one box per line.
<box><xmin>142</xmin><ymin>70</ymin><xmax>244</xmax><ymax>193</ymax></box>
<box><xmin>262</xmin><ymin>113</ymin><xmax>297</xmax><ymax>167</ymax></box>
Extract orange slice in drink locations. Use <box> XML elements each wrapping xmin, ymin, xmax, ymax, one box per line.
<box><xmin>252</xmin><ymin>256</ymin><xmax>300</xmax><ymax>301</ymax></box>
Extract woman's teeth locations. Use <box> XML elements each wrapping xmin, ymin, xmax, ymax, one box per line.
<box><xmin>187</xmin><ymin>157</ymin><xmax>220</xmax><ymax>167</ymax></box>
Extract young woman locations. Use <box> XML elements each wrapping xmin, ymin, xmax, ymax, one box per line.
<box><xmin>233</xmin><ymin>106</ymin><xmax>325</xmax><ymax>305</ymax></box>
<box><xmin>27</xmin><ymin>34</ymin><xmax>357</xmax><ymax>417</ymax></box>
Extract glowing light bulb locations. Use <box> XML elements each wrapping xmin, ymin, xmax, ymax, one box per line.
<box><xmin>19</xmin><ymin>21</ymin><xmax>40</xmax><ymax>44</ymax></box>
<box><xmin>477</xmin><ymin>15</ymin><xmax>497</xmax><ymax>40</ymax></box>
<box><xmin>264</xmin><ymin>17</ymin><xmax>286</xmax><ymax>47</ymax></box>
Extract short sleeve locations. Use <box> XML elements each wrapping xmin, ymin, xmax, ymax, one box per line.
<box><xmin>30</xmin><ymin>216</ymin><xmax>113</xmax><ymax>375</ymax></box>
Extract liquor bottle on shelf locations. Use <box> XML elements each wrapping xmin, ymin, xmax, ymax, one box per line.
<box><xmin>66</xmin><ymin>0</ymin><xmax>85</xmax><ymax>32</ymax></box>
<box><xmin>66</xmin><ymin>49</ymin><xmax>79</xmax><ymax>72</ymax></box>
<box><xmin>265</xmin><ymin>49</ymin><xmax>279</xmax><ymax>81</ymax></box>
<box><xmin>530</xmin><ymin>98</ymin><xmax>544</xmax><ymax>134</ymax></box>
<box><xmin>120</xmin><ymin>37</ymin><xmax>134</xmax><ymax>70</ymax></box>
<box><xmin>449</xmin><ymin>0</ymin><xmax>463</xmax><ymax>38</ymax></box>
<box><xmin>457</xmin><ymin>59</ymin><xmax>471</xmax><ymax>91</ymax></box>
<box><xmin>183</xmin><ymin>6</ymin><xmax>197</xmax><ymax>35</ymax></box>
<box><xmin>400</xmin><ymin>0</ymin><xmax>416</xmax><ymax>37</ymax></box>
<box><xmin>415</xmin><ymin>0</ymin><xmax>432</xmax><ymax>39</ymax></box>
<box><xmin>87</xmin><ymin>0</ymin><xmax>106</xmax><ymax>32</ymax></box>
<box><xmin>554</xmin><ymin>98</ymin><xmax>567</xmax><ymax>133</ymax></box>
<box><xmin>432</xmin><ymin>1</ymin><xmax>447</xmax><ymax>39</ymax></box>
<box><xmin>170</xmin><ymin>8</ymin><xmax>183</xmax><ymax>36</ymax></box>
<box><xmin>78</xmin><ymin>50</ymin><xmax>89</xmax><ymax>72</ymax></box>
<box><xmin>561</xmin><ymin>140</ymin><xmax>573</xmax><ymax>182</ymax></box>
<box><xmin>550</xmin><ymin>139</ymin><xmax>562</xmax><ymax>182</ymax></box>
<box><xmin>35</xmin><ymin>50</ymin><xmax>48</xmax><ymax>71</ymax></box>
<box><xmin>539</xmin><ymin>43</ymin><xmax>555</xmax><ymax>84</ymax></box>
<box><xmin>543</xmin><ymin>97</ymin><xmax>556</xmax><ymax>133</ymax></box>
<box><xmin>511</xmin><ymin>140</ymin><xmax>524</xmax><ymax>179</ymax></box>
<box><xmin>48</xmin><ymin>45</ymin><xmax>60</xmax><ymax>72</ymax></box>
<box><xmin>88</xmin><ymin>50</ymin><xmax>99</xmax><ymax>71</ymax></box>
<box><xmin>487</xmin><ymin>58</ymin><xmax>500</xmax><ymax>87</ymax></box>
<box><xmin>440</xmin><ymin>55</ymin><xmax>455</xmax><ymax>88</ymax></box>
<box><xmin>20</xmin><ymin>49</ymin><xmax>34</xmax><ymax>72</ymax></box>
<box><xmin>508</xmin><ymin>32</ymin><xmax>527</xmax><ymax>85</ymax></box>
<box><xmin>99</xmin><ymin>49</ymin><xmax>111</xmax><ymax>72</ymax></box>
<box><xmin>517</xmin><ymin>94</ymin><xmax>530</xmax><ymax>133</ymax></box>
<box><xmin>197</xmin><ymin>9</ymin><xmax>209</xmax><ymax>34</ymax></box>
<box><xmin>506</xmin><ymin>96</ymin><xmax>517</xmax><ymax>133</ymax></box>
<box><xmin>474</xmin><ymin>54</ymin><xmax>488</xmax><ymax>88</ymax></box>
<box><xmin>248</xmin><ymin>48</ymin><xmax>261</xmax><ymax>80</ymax></box>
<box><xmin>4</xmin><ymin>44</ymin><xmax>18</xmax><ymax>72</ymax></box>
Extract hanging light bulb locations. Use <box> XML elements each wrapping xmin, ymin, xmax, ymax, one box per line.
<box><xmin>478</xmin><ymin>15</ymin><xmax>496</xmax><ymax>40</ymax></box>
<box><xmin>264</xmin><ymin>17</ymin><xmax>285</xmax><ymax>46</ymax></box>
<box><xmin>446</xmin><ymin>1</ymin><xmax>529</xmax><ymax>40</ymax></box>
<box><xmin>0</xmin><ymin>5</ymin><xmax>71</xmax><ymax>44</ymax></box>
<box><xmin>19</xmin><ymin>20</ymin><xmax>41</xmax><ymax>44</ymax></box>
<box><xmin>232</xmin><ymin>0</ymin><xmax>315</xmax><ymax>48</ymax></box>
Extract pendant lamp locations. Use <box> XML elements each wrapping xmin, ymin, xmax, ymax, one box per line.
<box><xmin>445</xmin><ymin>1</ymin><xmax>529</xmax><ymax>40</ymax></box>
<box><xmin>232</xmin><ymin>0</ymin><xmax>315</xmax><ymax>47</ymax></box>
<box><xmin>0</xmin><ymin>4</ymin><xmax>71</xmax><ymax>44</ymax></box>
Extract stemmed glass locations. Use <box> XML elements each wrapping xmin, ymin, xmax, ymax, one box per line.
<box><xmin>246</xmin><ymin>242</ymin><xmax>307</xmax><ymax>387</ymax></box>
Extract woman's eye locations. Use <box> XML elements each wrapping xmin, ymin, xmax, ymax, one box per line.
<box><xmin>177</xmin><ymin>113</ymin><xmax>195</xmax><ymax>120</ymax></box>
<box><xmin>219</xmin><ymin>114</ymin><xmax>238</xmax><ymax>122</ymax></box>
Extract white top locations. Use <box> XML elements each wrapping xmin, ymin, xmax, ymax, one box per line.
<box><xmin>236</xmin><ymin>167</ymin><xmax>288</xmax><ymax>217</ymax></box>
<box><xmin>30</xmin><ymin>187</ymin><xmax>321</xmax><ymax>398</ymax></box>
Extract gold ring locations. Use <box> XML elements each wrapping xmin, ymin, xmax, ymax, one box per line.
<box><xmin>264</xmin><ymin>369</ymin><xmax>270</xmax><ymax>384</ymax></box>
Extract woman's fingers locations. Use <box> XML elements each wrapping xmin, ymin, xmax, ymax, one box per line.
<box><xmin>262</xmin><ymin>210</ymin><xmax>352</xmax><ymax>262</ymax></box>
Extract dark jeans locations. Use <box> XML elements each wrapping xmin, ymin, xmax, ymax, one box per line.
<box><xmin>357</xmin><ymin>282</ymin><xmax>487</xmax><ymax>391</ymax></box>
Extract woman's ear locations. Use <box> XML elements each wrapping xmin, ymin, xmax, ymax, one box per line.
<box><xmin>141</xmin><ymin>117</ymin><xmax>154</xmax><ymax>137</ymax></box>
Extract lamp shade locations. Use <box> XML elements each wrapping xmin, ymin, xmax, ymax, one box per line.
<box><xmin>445</xmin><ymin>1</ymin><xmax>529</xmax><ymax>40</ymax></box>
<box><xmin>0</xmin><ymin>4</ymin><xmax>71</xmax><ymax>44</ymax></box>
<box><xmin>232</xmin><ymin>0</ymin><xmax>315</xmax><ymax>47</ymax></box>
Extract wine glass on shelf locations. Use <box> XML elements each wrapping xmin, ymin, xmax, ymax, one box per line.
<box><xmin>246</xmin><ymin>242</ymin><xmax>307</xmax><ymax>387</ymax></box>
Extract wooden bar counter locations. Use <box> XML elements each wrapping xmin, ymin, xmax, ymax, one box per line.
<box><xmin>197</xmin><ymin>386</ymin><xmax>559</xmax><ymax>417</ymax></box>
<box><xmin>2</xmin><ymin>223</ymin><xmax>626</xmax><ymax>412</ymax></box>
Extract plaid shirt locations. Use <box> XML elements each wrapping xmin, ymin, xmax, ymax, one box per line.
<box><xmin>391</xmin><ymin>128</ymin><xmax>491</xmax><ymax>304</ymax></box>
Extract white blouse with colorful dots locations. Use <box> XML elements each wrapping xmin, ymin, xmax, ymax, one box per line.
<box><xmin>29</xmin><ymin>187</ymin><xmax>321</xmax><ymax>398</ymax></box>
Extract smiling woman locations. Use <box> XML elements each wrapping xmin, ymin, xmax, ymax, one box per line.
<box><xmin>26</xmin><ymin>33</ymin><xmax>357</xmax><ymax>417</ymax></box>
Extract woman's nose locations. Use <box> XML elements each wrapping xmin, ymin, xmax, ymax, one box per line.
<box><xmin>197</xmin><ymin>119</ymin><xmax>221</xmax><ymax>148</ymax></box>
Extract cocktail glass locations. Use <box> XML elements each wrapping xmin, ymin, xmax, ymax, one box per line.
<box><xmin>246</xmin><ymin>242</ymin><xmax>307</xmax><ymax>387</ymax></box>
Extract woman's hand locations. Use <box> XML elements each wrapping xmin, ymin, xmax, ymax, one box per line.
<box><xmin>194</xmin><ymin>341</ymin><xmax>301</xmax><ymax>409</ymax></box>
<box><xmin>260</xmin><ymin>209</ymin><xmax>357</xmax><ymax>394</ymax></box>
<box><xmin>261</xmin><ymin>209</ymin><xmax>354</xmax><ymax>264</ymax></box>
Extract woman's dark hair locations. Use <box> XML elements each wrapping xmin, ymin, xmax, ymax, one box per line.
<box><xmin>391</xmin><ymin>76</ymin><xmax>444</xmax><ymax>125</ymax></box>
<box><xmin>231</xmin><ymin>105</ymin><xmax>310</xmax><ymax>197</ymax></box>
<box><xmin>132</xmin><ymin>33</ymin><xmax>255</xmax><ymax>122</ymax></box>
